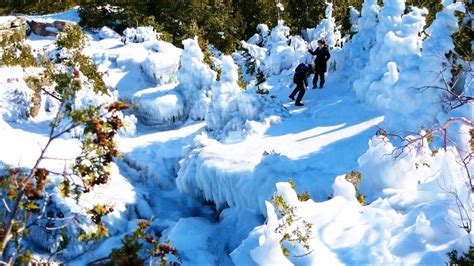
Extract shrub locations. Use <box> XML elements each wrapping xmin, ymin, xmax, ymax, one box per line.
<box><xmin>447</xmin><ymin>246</ymin><xmax>474</xmax><ymax>266</ymax></box>
<box><xmin>452</xmin><ymin>2</ymin><xmax>474</xmax><ymax>61</ymax></box>
<box><xmin>55</xmin><ymin>24</ymin><xmax>87</xmax><ymax>51</ymax></box>
<box><xmin>0</xmin><ymin>32</ymin><xmax>37</xmax><ymax>67</ymax></box>
<box><xmin>110</xmin><ymin>220</ymin><xmax>181</xmax><ymax>265</ymax></box>
<box><xmin>345</xmin><ymin>170</ymin><xmax>366</xmax><ymax>205</ymax></box>
<box><xmin>0</xmin><ymin>24</ymin><xmax>129</xmax><ymax>262</ymax></box>
<box><xmin>272</xmin><ymin>194</ymin><xmax>313</xmax><ymax>257</ymax></box>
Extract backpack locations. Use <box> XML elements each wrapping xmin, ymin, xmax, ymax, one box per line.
<box><xmin>293</xmin><ymin>63</ymin><xmax>308</xmax><ymax>84</ymax></box>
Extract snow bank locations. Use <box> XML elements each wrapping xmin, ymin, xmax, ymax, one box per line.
<box><xmin>0</xmin><ymin>16</ymin><xmax>17</xmax><ymax>24</ymax></box>
<box><xmin>234</xmin><ymin>161</ymin><xmax>470</xmax><ymax>264</ymax></box>
<box><xmin>26</xmin><ymin>7</ymin><xmax>80</xmax><ymax>24</ymax></box>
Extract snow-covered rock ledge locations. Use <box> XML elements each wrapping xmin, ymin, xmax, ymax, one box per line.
<box><xmin>177</xmin><ymin>127</ymin><xmax>296</xmax><ymax>215</ymax></box>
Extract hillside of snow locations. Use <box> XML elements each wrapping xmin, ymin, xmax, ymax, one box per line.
<box><xmin>0</xmin><ymin>1</ymin><xmax>472</xmax><ymax>265</ymax></box>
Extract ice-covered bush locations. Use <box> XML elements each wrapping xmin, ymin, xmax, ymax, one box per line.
<box><xmin>206</xmin><ymin>56</ymin><xmax>261</xmax><ymax>132</ymax></box>
<box><xmin>56</xmin><ymin>24</ymin><xmax>88</xmax><ymax>51</ymax></box>
<box><xmin>306</xmin><ymin>3</ymin><xmax>342</xmax><ymax>48</ymax></box>
<box><xmin>177</xmin><ymin>37</ymin><xmax>216</xmax><ymax>121</ymax></box>
<box><xmin>264</xmin><ymin>20</ymin><xmax>294</xmax><ymax>76</ymax></box>
<box><xmin>333</xmin><ymin>0</ymin><xmax>379</xmax><ymax>82</ymax></box>
<box><xmin>246</xmin><ymin>24</ymin><xmax>270</xmax><ymax>46</ymax></box>
<box><xmin>241</xmin><ymin>21</ymin><xmax>308</xmax><ymax>78</ymax></box>
<box><xmin>0</xmin><ymin>32</ymin><xmax>37</xmax><ymax>68</ymax></box>
<box><xmin>339</xmin><ymin>0</ymin><xmax>467</xmax><ymax>131</ymax></box>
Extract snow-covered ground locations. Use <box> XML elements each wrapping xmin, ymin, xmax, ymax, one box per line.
<box><xmin>0</xmin><ymin>1</ymin><xmax>472</xmax><ymax>265</ymax></box>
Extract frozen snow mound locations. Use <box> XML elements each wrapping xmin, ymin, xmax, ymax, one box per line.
<box><xmin>132</xmin><ymin>84</ymin><xmax>185</xmax><ymax>126</ymax></box>
<box><xmin>141</xmin><ymin>42</ymin><xmax>181</xmax><ymax>85</ymax></box>
<box><xmin>0</xmin><ymin>67</ymin><xmax>33</xmax><ymax>122</ymax></box>
<box><xmin>98</xmin><ymin>26</ymin><xmax>120</xmax><ymax>40</ymax></box>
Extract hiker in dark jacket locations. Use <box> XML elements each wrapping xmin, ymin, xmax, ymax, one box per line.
<box><xmin>308</xmin><ymin>39</ymin><xmax>331</xmax><ymax>89</ymax></box>
<box><xmin>289</xmin><ymin>63</ymin><xmax>309</xmax><ymax>106</ymax></box>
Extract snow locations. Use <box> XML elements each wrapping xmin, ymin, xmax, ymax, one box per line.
<box><xmin>1</xmin><ymin>1</ymin><xmax>473</xmax><ymax>264</ymax></box>
<box><xmin>0</xmin><ymin>67</ymin><xmax>34</xmax><ymax>122</ymax></box>
<box><xmin>98</xmin><ymin>26</ymin><xmax>120</xmax><ymax>40</ymax></box>
<box><xmin>349</xmin><ymin>6</ymin><xmax>360</xmax><ymax>33</ymax></box>
<box><xmin>141</xmin><ymin>44</ymin><xmax>181</xmax><ymax>85</ymax></box>
<box><xmin>0</xmin><ymin>16</ymin><xmax>17</xmax><ymax>24</ymax></box>
<box><xmin>122</xmin><ymin>26</ymin><xmax>158</xmax><ymax>44</ymax></box>
<box><xmin>206</xmin><ymin>55</ymin><xmax>283</xmax><ymax>137</ymax></box>
<box><xmin>131</xmin><ymin>84</ymin><xmax>185</xmax><ymax>126</ymax></box>
<box><xmin>177</xmin><ymin>37</ymin><xmax>216</xmax><ymax>121</ymax></box>
<box><xmin>26</xmin><ymin>7</ymin><xmax>80</xmax><ymax>23</ymax></box>
<box><xmin>165</xmin><ymin>217</ymin><xmax>218</xmax><ymax>264</ymax></box>
<box><xmin>306</xmin><ymin>3</ymin><xmax>342</xmax><ymax>48</ymax></box>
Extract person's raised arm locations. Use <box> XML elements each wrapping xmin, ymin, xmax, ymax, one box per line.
<box><xmin>307</xmin><ymin>43</ymin><xmax>316</xmax><ymax>55</ymax></box>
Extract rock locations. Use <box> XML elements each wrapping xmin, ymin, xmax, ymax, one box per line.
<box><xmin>27</xmin><ymin>20</ymin><xmax>73</xmax><ymax>36</ymax></box>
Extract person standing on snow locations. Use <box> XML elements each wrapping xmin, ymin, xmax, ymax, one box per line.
<box><xmin>308</xmin><ymin>39</ymin><xmax>331</xmax><ymax>89</ymax></box>
<box><xmin>289</xmin><ymin>63</ymin><xmax>310</xmax><ymax>106</ymax></box>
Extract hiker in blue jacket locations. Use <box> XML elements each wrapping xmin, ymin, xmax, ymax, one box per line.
<box><xmin>308</xmin><ymin>39</ymin><xmax>331</xmax><ymax>89</ymax></box>
<box><xmin>289</xmin><ymin>63</ymin><xmax>310</xmax><ymax>106</ymax></box>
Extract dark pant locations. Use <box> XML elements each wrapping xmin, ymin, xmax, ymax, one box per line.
<box><xmin>289</xmin><ymin>82</ymin><xmax>306</xmax><ymax>104</ymax></box>
<box><xmin>313</xmin><ymin>68</ymin><xmax>325</xmax><ymax>88</ymax></box>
